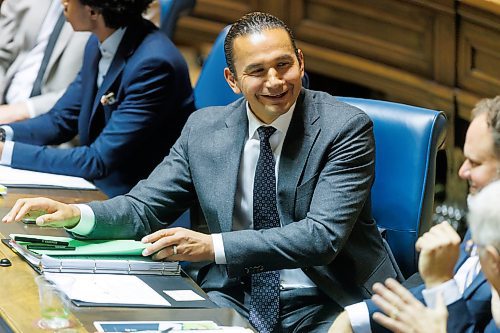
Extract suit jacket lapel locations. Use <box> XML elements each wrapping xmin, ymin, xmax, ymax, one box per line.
<box><xmin>278</xmin><ymin>91</ymin><xmax>320</xmax><ymax>225</ymax></box>
<box><xmin>463</xmin><ymin>271</ymin><xmax>487</xmax><ymax>299</ymax></box>
<box><xmin>80</xmin><ymin>43</ymin><xmax>100</xmax><ymax>140</ymax></box>
<box><xmin>90</xmin><ymin>21</ymin><xmax>145</xmax><ymax>123</ymax></box>
<box><xmin>212</xmin><ymin>102</ymin><xmax>247</xmax><ymax>233</ymax></box>
<box><xmin>44</xmin><ymin>23</ymin><xmax>72</xmax><ymax>83</ymax></box>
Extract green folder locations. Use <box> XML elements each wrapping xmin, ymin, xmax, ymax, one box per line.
<box><xmin>9</xmin><ymin>233</ymin><xmax>180</xmax><ymax>276</ymax></box>
<box><xmin>10</xmin><ymin>233</ymin><xmax>147</xmax><ymax>256</ymax></box>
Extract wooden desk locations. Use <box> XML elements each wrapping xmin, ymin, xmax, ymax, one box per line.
<box><xmin>0</xmin><ymin>188</ymin><xmax>252</xmax><ymax>332</ymax></box>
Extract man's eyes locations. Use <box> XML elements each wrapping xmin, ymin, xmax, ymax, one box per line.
<box><xmin>277</xmin><ymin>62</ymin><xmax>291</xmax><ymax>68</ymax></box>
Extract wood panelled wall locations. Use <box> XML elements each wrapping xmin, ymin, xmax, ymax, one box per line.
<box><xmin>174</xmin><ymin>0</ymin><xmax>500</xmax><ymax>201</ymax></box>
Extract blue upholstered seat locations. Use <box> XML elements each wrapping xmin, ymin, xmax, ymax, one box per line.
<box><xmin>194</xmin><ymin>26</ymin><xmax>239</xmax><ymax>110</ymax></box>
<box><xmin>338</xmin><ymin>97</ymin><xmax>447</xmax><ymax>277</ymax></box>
<box><xmin>158</xmin><ymin>0</ymin><xmax>196</xmax><ymax>39</ymax></box>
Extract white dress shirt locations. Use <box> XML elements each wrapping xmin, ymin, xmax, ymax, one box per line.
<box><xmin>71</xmin><ymin>102</ymin><xmax>317</xmax><ymax>289</ymax></box>
<box><xmin>97</xmin><ymin>27</ymin><xmax>126</xmax><ymax>88</ymax></box>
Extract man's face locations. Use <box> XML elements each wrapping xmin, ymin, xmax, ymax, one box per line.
<box><xmin>458</xmin><ymin>113</ymin><xmax>499</xmax><ymax>195</ymax></box>
<box><xmin>477</xmin><ymin>245</ymin><xmax>500</xmax><ymax>292</ymax></box>
<box><xmin>61</xmin><ymin>0</ymin><xmax>94</xmax><ymax>31</ymax></box>
<box><xmin>224</xmin><ymin>28</ymin><xmax>304</xmax><ymax>124</ymax></box>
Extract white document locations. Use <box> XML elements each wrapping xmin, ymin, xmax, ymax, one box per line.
<box><xmin>163</xmin><ymin>290</ymin><xmax>205</xmax><ymax>301</ymax></box>
<box><xmin>0</xmin><ymin>165</ymin><xmax>96</xmax><ymax>189</ymax></box>
<box><xmin>44</xmin><ymin>273</ymin><xmax>171</xmax><ymax>306</ymax></box>
<box><xmin>94</xmin><ymin>320</ymin><xmax>253</xmax><ymax>332</ymax></box>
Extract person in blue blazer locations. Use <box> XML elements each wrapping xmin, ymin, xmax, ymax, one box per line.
<box><xmin>0</xmin><ymin>0</ymin><xmax>194</xmax><ymax>197</ymax></box>
<box><xmin>329</xmin><ymin>96</ymin><xmax>500</xmax><ymax>333</ymax></box>
<box><xmin>367</xmin><ymin>179</ymin><xmax>500</xmax><ymax>333</ymax></box>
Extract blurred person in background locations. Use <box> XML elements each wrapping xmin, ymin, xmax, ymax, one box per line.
<box><xmin>0</xmin><ymin>0</ymin><xmax>194</xmax><ymax>197</ymax></box>
<box><xmin>329</xmin><ymin>96</ymin><xmax>500</xmax><ymax>333</ymax></box>
<box><xmin>0</xmin><ymin>0</ymin><xmax>89</xmax><ymax>123</ymax></box>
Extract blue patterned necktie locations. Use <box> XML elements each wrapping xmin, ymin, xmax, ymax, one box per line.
<box><xmin>249</xmin><ymin>126</ymin><xmax>280</xmax><ymax>333</ymax></box>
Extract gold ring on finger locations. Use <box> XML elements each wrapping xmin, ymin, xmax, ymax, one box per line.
<box><xmin>390</xmin><ymin>308</ymin><xmax>400</xmax><ymax>320</ymax></box>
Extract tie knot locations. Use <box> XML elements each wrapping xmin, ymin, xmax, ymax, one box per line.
<box><xmin>257</xmin><ymin>126</ymin><xmax>276</xmax><ymax>142</ymax></box>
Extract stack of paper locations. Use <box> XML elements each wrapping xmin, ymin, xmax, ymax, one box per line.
<box><xmin>94</xmin><ymin>320</ymin><xmax>254</xmax><ymax>332</ymax></box>
<box><xmin>45</xmin><ymin>273</ymin><xmax>172</xmax><ymax>307</ymax></box>
<box><xmin>9</xmin><ymin>234</ymin><xmax>180</xmax><ymax>275</ymax></box>
<box><xmin>0</xmin><ymin>165</ymin><xmax>96</xmax><ymax>189</ymax></box>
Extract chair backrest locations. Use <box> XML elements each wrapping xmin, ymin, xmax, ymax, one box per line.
<box><xmin>158</xmin><ymin>0</ymin><xmax>196</xmax><ymax>39</ymax></box>
<box><xmin>337</xmin><ymin>97</ymin><xmax>447</xmax><ymax>277</ymax></box>
<box><xmin>193</xmin><ymin>26</ymin><xmax>240</xmax><ymax>110</ymax></box>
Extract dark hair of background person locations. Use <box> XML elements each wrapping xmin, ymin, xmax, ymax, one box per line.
<box><xmin>223</xmin><ymin>11</ymin><xmax>300</xmax><ymax>76</ymax></box>
<box><xmin>79</xmin><ymin>0</ymin><xmax>154</xmax><ymax>29</ymax></box>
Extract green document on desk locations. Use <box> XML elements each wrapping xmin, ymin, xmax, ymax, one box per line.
<box><xmin>8</xmin><ymin>234</ymin><xmax>180</xmax><ymax>275</ymax></box>
<box><xmin>10</xmin><ymin>233</ymin><xmax>147</xmax><ymax>255</ymax></box>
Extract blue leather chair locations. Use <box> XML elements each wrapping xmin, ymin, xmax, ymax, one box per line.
<box><xmin>193</xmin><ymin>26</ymin><xmax>239</xmax><ymax>110</ymax></box>
<box><xmin>158</xmin><ymin>0</ymin><xmax>196</xmax><ymax>39</ymax></box>
<box><xmin>338</xmin><ymin>97</ymin><xmax>447</xmax><ymax>277</ymax></box>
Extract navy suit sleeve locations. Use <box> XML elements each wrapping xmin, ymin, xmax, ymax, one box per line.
<box><xmin>8</xmin><ymin>53</ymin><xmax>174</xmax><ymax>180</ymax></box>
<box><xmin>9</xmin><ymin>71</ymin><xmax>82</xmax><ymax>145</ymax></box>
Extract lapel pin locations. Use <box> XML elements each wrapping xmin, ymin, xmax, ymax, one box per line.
<box><xmin>100</xmin><ymin>92</ymin><xmax>116</xmax><ymax>106</ymax></box>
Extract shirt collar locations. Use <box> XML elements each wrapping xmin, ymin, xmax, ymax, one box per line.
<box><xmin>98</xmin><ymin>27</ymin><xmax>127</xmax><ymax>59</ymax></box>
<box><xmin>246</xmin><ymin>102</ymin><xmax>297</xmax><ymax>140</ymax></box>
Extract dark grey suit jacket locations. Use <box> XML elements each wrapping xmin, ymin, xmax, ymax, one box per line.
<box><xmin>86</xmin><ymin>89</ymin><xmax>397</xmax><ymax>307</ymax></box>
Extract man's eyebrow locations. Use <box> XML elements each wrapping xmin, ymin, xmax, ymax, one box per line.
<box><xmin>275</xmin><ymin>54</ymin><xmax>294</xmax><ymax>62</ymax></box>
<box><xmin>243</xmin><ymin>55</ymin><xmax>296</xmax><ymax>73</ymax></box>
<box><xmin>243</xmin><ymin>63</ymin><xmax>263</xmax><ymax>72</ymax></box>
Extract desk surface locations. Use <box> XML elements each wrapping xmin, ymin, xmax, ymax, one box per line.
<box><xmin>0</xmin><ymin>188</ymin><xmax>252</xmax><ymax>332</ymax></box>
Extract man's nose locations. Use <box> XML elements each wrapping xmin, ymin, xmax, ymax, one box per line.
<box><xmin>265</xmin><ymin>69</ymin><xmax>283</xmax><ymax>88</ymax></box>
<box><xmin>458</xmin><ymin>160</ymin><xmax>470</xmax><ymax>180</ymax></box>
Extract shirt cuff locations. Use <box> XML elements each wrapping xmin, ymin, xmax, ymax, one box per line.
<box><xmin>345</xmin><ymin>302</ymin><xmax>371</xmax><ymax>333</ymax></box>
<box><xmin>65</xmin><ymin>204</ymin><xmax>95</xmax><ymax>235</ymax></box>
<box><xmin>422</xmin><ymin>279</ymin><xmax>461</xmax><ymax>308</ymax></box>
<box><xmin>0</xmin><ymin>140</ymin><xmax>14</xmax><ymax>165</ymax></box>
<box><xmin>1</xmin><ymin>125</ymin><xmax>14</xmax><ymax>140</ymax></box>
<box><xmin>212</xmin><ymin>233</ymin><xmax>226</xmax><ymax>264</ymax></box>
<box><xmin>25</xmin><ymin>100</ymin><xmax>36</xmax><ymax>118</ymax></box>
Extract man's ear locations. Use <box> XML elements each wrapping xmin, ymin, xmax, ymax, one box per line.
<box><xmin>88</xmin><ymin>6</ymin><xmax>100</xmax><ymax>21</ymax></box>
<box><xmin>483</xmin><ymin>245</ymin><xmax>500</xmax><ymax>276</ymax></box>
<box><xmin>224</xmin><ymin>68</ymin><xmax>241</xmax><ymax>94</ymax></box>
<box><xmin>297</xmin><ymin>49</ymin><xmax>305</xmax><ymax>79</ymax></box>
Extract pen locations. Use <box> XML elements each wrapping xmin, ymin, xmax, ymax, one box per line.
<box><xmin>27</xmin><ymin>244</ymin><xmax>76</xmax><ymax>251</ymax></box>
<box><xmin>14</xmin><ymin>236</ymin><xmax>70</xmax><ymax>246</ymax></box>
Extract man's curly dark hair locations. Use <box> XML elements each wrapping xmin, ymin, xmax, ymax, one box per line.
<box><xmin>79</xmin><ymin>0</ymin><xmax>154</xmax><ymax>29</ymax></box>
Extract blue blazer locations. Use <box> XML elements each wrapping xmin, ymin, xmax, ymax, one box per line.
<box><xmin>9</xmin><ymin>19</ymin><xmax>194</xmax><ymax>197</ymax></box>
<box><xmin>367</xmin><ymin>231</ymin><xmax>493</xmax><ymax>333</ymax></box>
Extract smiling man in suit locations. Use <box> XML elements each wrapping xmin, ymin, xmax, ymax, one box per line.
<box><xmin>0</xmin><ymin>0</ymin><xmax>194</xmax><ymax>197</ymax></box>
<box><xmin>2</xmin><ymin>12</ymin><xmax>396</xmax><ymax>332</ymax></box>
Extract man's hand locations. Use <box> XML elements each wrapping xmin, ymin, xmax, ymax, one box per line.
<box><xmin>141</xmin><ymin>228</ymin><xmax>215</xmax><ymax>263</ymax></box>
<box><xmin>0</xmin><ymin>103</ymin><xmax>30</xmax><ymax>123</ymax></box>
<box><xmin>2</xmin><ymin>197</ymin><xmax>81</xmax><ymax>228</ymax></box>
<box><xmin>371</xmin><ymin>278</ymin><xmax>448</xmax><ymax>333</ymax></box>
<box><xmin>328</xmin><ymin>311</ymin><xmax>353</xmax><ymax>333</ymax></box>
<box><xmin>415</xmin><ymin>221</ymin><xmax>461</xmax><ymax>288</ymax></box>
